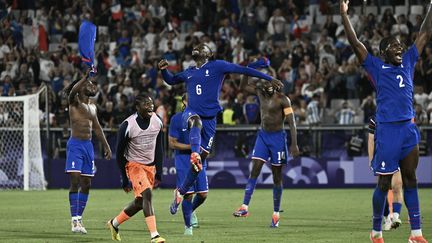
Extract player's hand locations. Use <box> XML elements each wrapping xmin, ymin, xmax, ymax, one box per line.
<box><xmin>271</xmin><ymin>78</ymin><xmax>283</xmax><ymax>91</ymax></box>
<box><xmin>122</xmin><ymin>177</ymin><xmax>132</xmax><ymax>193</ymax></box>
<box><xmin>104</xmin><ymin>146</ymin><xmax>112</xmax><ymax>160</ymax></box>
<box><xmin>340</xmin><ymin>0</ymin><xmax>349</xmax><ymax>15</ymax></box>
<box><xmin>158</xmin><ymin>59</ymin><xmax>169</xmax><ymax>70</ymax></box>
<box><xmin>290</xmin><ymin>144</ymin><xmax>300</xmax><ymax>158</ymax></box>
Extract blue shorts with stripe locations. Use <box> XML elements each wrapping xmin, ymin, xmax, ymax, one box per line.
<box><xmin>252</xmin><ymin>129</ymin><xmax>289</xmax><ymax>165</ymax></box>
<box><xmin>372</xmin><ymin>120</ymin><xmax>419</xmax><ymax>175</ymax></box>
<box><xmin>175</xmin><ymin>153</ymin><xmax>208</xmax><ymax>194</ymax></box>
<box><xmin>65</xmin><ymin>137</ymin><xmax>95</xmax><ymax>176</ymax></box>
<box><xmin>182</xmin><ymin>107</ymin><xmax>216</xmax><ymax>153</ymax></box>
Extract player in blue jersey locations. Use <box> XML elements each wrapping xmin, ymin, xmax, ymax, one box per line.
<box><xmin>341</xmin><ymin>0</ymin><xmax>430</xmax><ymax>242</ymax></box>
<box><xmin>158</xmin><ymin>43</ymin><xmax>282</xmax><ymax>214</ymax></box>
<box><xmin>63</xmin><ymin>70</ymin><xmax>112</xmax><ymax>234</ymax></box>
<box><xmin>169</xmin><ymin>93</ymin><xmax>208</xmax><ymax>236</ymax></box>
<box><xmin>232</xmin><ymin>58</ymin><xmax>300</xmax><ymax>227</ymax></box>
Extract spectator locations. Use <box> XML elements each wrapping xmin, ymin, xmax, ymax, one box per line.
<box><xmin>335</xmin><ymin>101</ymin><xmax>356</xmax><ymax>125</ymax></box>
<box><xmin>307</xmin><ymin>94</ymin><xmax>321</xmax><ymax>125</ymax></box>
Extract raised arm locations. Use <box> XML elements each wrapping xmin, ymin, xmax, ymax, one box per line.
<box><xmin>239</xmin><ymin>75</ymin><xmax>258</xmax><ymax>95</ymax></box>
<box><xmin>282</xmin><ymin>95</ymin><xmax>300</xmax><ymax>157</ymax></box>
<box><xmin>158</xmin><ymin>59</ymin><xmax>185</xmax><ymax>85</ymax></box>
<box><xmin>415</xmin><ymin>2</ymin><xmax>432</xmax><ymax>55</ymax></box>
<box><xmin>224</xmin><ymin>61</ymin><xmax>283</xmax><ymax>90</ymax></box>
<box><xmin>67</xmin><ymin>70</ymin><xmax>90</xmax><ymax>105</ymax></box>
<box><xmin>340</xmin><ymin>0</ymin><xmax>368</xmax><ymax>63</ymax></box>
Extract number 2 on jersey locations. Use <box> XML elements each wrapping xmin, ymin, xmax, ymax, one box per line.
<box><xmin>196</xmin><ymin>84</ymin><xmax>202</xmax><ymax>95</ymax></box>
<box><xmin>397</xmin><ymin>75</ymin><xmax>405</xmax><ymax>88</ymax></box>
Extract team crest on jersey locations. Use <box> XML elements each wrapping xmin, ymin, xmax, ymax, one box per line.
<box><xmin>205</xmin><ymin>69</ymin><xmax>209</xmax><ymax>76</ymax></box>
<box><xmin>381</xmin><ymin>161</ymin><xmax>386</xmax><ymax>169</ymax></box>
<box><xmin>72</xmin><ymin>161</ymin><xmax>75</xmax><ymax>168</ymax></box>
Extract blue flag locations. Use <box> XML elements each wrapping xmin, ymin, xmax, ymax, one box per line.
<box><xmin>78</xmin><ymin>20</ymin><xmax>96</xmax><ymax>71</ymax></box>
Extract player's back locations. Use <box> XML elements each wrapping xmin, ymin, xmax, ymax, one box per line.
<box><xmin>362</xmin><ymin>45</ymin><xmax>417</xmax><ymax>123</ymax></box>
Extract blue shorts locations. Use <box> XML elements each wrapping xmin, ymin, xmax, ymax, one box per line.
<box><xmin>175</xmin><ymin>153</ymin><xmax>208</xmax><ymax>194</ymax></box>
<box><xmin>182</xmin><ymin>107</ymin><xmax>216</xmax><ymax>153</ymax></box>
<box><xmin>252</xmin><ymin>129</ymin><xmax>289</xmax><ymax>165</ymax></box>
<box><xmin>65</xmin><ymin>137</ymin><xmax>96</xmax><ymax>177</ymax></box>
<box><xmin>372</xmin><ymin>120</ymin><xmax>419</xmax><ymax>175</ymax></box>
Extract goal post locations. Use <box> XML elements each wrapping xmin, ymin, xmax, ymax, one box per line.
<box><xmin>0</xmin><ymin>87</ymin><xmax>46</xmax><ymax>190</ymax></box>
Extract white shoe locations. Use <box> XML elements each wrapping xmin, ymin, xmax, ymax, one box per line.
<box><xmin>383</xmin><ymin>216</ymin><xmax>392</xmax><ymax>231</ymax></box>
<box><xmin>71</xmin><ymin>219</ymin><xmax>81</xmax><ymax>233</ymax></box>
<box><xmin>77</xmin><ymin>219</ymin><xmax>87</xmax><ymax>234</ymax></box>
<box><xmin>391</xmin><ymin>217</ymin><xmax>402</xmax><ymax>229</ymax></box>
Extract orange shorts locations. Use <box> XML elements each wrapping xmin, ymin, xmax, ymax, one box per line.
<box><xmin>126</xmin><ymin>161</ymin><xmax>156</xmax><ymax>198</ymax></box>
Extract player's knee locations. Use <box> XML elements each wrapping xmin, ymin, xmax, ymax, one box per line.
<box><xmin>189</xmin><ymin>116</ymin><xmax>202</xmax><ymax>129</ymax></box>
<box><xmin>378</xmin><ymin>176</ymin><xmax>392</xmax><ymax>191</ymax></box>
<box><xmin>197</xmin><ymin>192</ymin><xmax>207</xmax><ymax>200</ymax></box>
<box><xmin>80</xmin><ymin>179</ymin><xmax>91</xmax><ymax>193</ymax></box>
<box><xmin>141</xmin><ymin>188</ymin><xmax>152</xmax><ymax>201</ymax></box>
<box><xmin>184</xmin><ymin>193</ymin><xmax>194</xmax><ymax>201</ymax></box>
<box><xmin>134</xmin><ymin>197</ymin><xmax>143</xmax><ymax>208</ymax></box>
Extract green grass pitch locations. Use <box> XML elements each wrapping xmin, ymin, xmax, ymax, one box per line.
<box><xmin>0</xmin><ymin>189</ymin><xmax>430</xmax><ymax>242</ymax></box>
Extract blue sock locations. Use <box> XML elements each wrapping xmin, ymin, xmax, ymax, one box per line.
<box><xmin>372</xmin><ymin>187</ymin><xmax>388</xmax><ymax>232</ymax></box>
<box><xmin>273</xmin><ymin>185</ymin><xmax>283</xmax><ymax>212</ymax></box>
<box><xmin>77</xmin><ymin>192</ymin><xmax>89</xmax><ymax>217</ymax></box>
<box><xmin>192</xmin><ymin>194</ymin><xmax>206</xmax><ymax>211</ymax></box>
<box><xmin>393</xmin><ymin>202</ymin><xmax>402</xmax><ymax>215</ymax></box>
<box><xmin>383</xmin><ymin>200</ymin><xmax>390</xmax><ymax>217</ymax></box>
<box><xmin>179</xmin><ymin>170</ymin><xmax>198</xmax><ymax>195</ymax></box>
<box><xmin>243</xmin><ymin>178</ymin><xmax>257</xmax><ymax>205</ymax></box>
<box><xmin>69</xmin><ymin>192</ymin><xmax>79</xmax><ymax>217</ymax></box>
<box><xmin>404</xmin><ymin>187</ymin><xmax>421</xmax><ymax>230</ymax></box>
<box><xmin>182</xmin><ymin>198</ymin><xmax>193</xmax><ymax>228</ymax></box>
<box><xmin>189</xmin><ymin>127</ymin><xmax>201</xmax><ymax>153</ymax></box>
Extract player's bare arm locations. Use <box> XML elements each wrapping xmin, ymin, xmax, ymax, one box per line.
<box><xmin>340</xmin><ymin>0</ymin><xmax>368</xmax><ymax>63</ymax></box>
<box><xmin>68</xmin><ymin>69</ymin><xmax>90</xmax><ymax>105</ymax></box>
<box><xmin>92</xmin><ymin>112</ymin><xmax>112</xmax><ymax>160</ymax></box>
<box><xmin>414</xmin><ymin>2</ymin><xmax>432</xmax><ymax>54</ymax></box>
<box><xmin>239</xmin><ymin>75</ymin><xmax>257</xmax><ymax>95</ymax></box>
<box><xmin>282</xmin><ymin>96</ymin><xmax>300</xmax><ymax>157</ymax></box>
<box><xmin>168</xmin><ymin>136</ymin><xmax>191</xmax><ymax>151</ymax></box>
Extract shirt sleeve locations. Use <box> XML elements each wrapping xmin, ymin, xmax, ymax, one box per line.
<box><xmin>218</xmin><ymin>60</ymin><xmax>273</xmax><ymax>81</ymax></box>
<box><xmin>402</xmin><ymin>45</ymin><xmax>419</xmax><ymax>70</ymax></box>
<box><xmin>362</xmin><ymin>53</ymin><xmax>380</xmax><ymax>87</ymax></box>
<box><xmin>161</xmin><ymin>69</ymin><xmax>186</xmax><ymax>85</ymax></box>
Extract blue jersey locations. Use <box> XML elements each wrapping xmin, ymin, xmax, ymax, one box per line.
<box><xmin>362</xmin><ymin>45</ymin><xmax>418</xmax><ymax>123</ymax></box>
<box><xmin>169</xmin><ymin>112</ymin><xmax>190</xmax><ymax>156</ymax></box>
<box><xmin>162</xmin><ymin>60</ymin><xmax>273</xmax><ymax>117</ymax></box>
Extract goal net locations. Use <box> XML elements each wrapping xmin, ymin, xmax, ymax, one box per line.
<box><xmin>0</xmin><ymin>87</ymin><xmax>46</xmax><ymax>190</ymax></box>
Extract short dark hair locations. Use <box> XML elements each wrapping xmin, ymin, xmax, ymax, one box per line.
<box><xmin>379</xmin><ymin>36</ymin><xmax>397</xmax><ymax>53</ymax></box>
<box><xmin>135</xmin><ymin>94</ymin><xmax>151</xmax><ymax>106</ymax></box>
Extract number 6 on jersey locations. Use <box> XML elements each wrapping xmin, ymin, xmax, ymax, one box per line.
<box><xmin>196</xmin><ymin>84</ymin><xmax>202</xmax><ymax>95</ymax></box>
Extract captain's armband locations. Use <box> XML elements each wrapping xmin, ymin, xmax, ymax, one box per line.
<box><xmin>284</xmin><ymin>107</ymin><xmax>294</xmax><ymax>116</ymax></box>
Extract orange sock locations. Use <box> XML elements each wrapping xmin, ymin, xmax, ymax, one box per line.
<box><xmin>145</xmin><ymin>215</ymin><xmax>158</xmax><ymax>235</ymax></box>
<box><xmin>388</xmin><ymin>189</ymin><xmax>394</xmax><ymax>214</ymax></box>
<box><xmin>114</xmin><ymin>210</ymin><xmax>130</xmax><ymax>226</ymax></box>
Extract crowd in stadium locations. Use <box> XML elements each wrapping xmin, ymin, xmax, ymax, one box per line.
<box><xmin>0</xmin><ymin>0</ymin><xmax>432</xmax><ymax>128</ymax></box>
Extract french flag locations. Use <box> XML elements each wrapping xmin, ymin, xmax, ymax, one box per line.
<box><xmin>111</xmin><ymin>3</ymin><xmax>123</xmax><ymax>20</ymax></box>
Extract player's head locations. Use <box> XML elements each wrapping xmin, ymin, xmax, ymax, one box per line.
<box><xmin>379</xmin><ymin>36</ymin><xmax>404</xmax><ymax>66</ymax></box>
<box><xmin>181</xmin><ymin>93</ymin><xmax>188</xmax><ymax>111</ymax></box>
<box><xmin>191</xmin><ymin>43</ymin><xmax>213</xmax><ymax>61</ymax></box>
<box><xmin>135</xmin><ymin>94</ymin><xmax>154</xmax><ymax>118</ymax></box>
<box><xmin>261</xmin><ymin>81</ymin><xmax>275</xmax><ymax>96</ymax></box>
<box><xmin>83</xmin><ymin>78</ymin><xmax>98</xmax><ymax>97</ymax></box>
